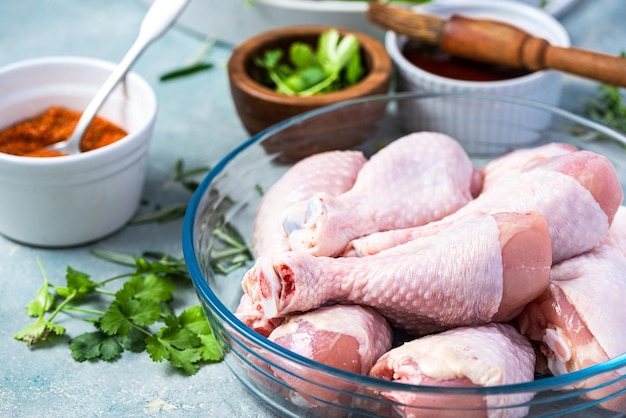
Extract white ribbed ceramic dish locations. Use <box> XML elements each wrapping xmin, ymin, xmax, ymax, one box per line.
<box><xmin>386</xmin><ymin>0</ymin><xmax>571</xmax><ymax>155</ymax></box>
<box><xmin>0</xmin><ymin>56</ymin><xmax>157</xmax><ymax>247</ymax></box>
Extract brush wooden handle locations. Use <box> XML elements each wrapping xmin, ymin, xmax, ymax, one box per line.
<box><xmin>442</xmin><ymin>15</ymin><xmax>626</xmax><ymax>87</ymax></box>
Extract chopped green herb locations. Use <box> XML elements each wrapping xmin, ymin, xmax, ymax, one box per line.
<box><xmin>254</xmin><ymin>28</ymin><xmax>364</xmax><ymax>96</ymax></box>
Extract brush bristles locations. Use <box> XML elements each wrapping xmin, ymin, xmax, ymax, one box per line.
<box><xmin>367</xmin><ymin>1</ymin><xmax>444</xmax><ymax>45</ymax></box>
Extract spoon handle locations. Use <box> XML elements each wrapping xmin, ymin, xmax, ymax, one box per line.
<box><xmin>441</xmin><ymin>15</ymin><xmax>626</xmax><ymax>87</ymax></box>
<box><xmin>65</xmin><ymin>0</ymin><xmax>190</xmax><ymax>150</ymax></box>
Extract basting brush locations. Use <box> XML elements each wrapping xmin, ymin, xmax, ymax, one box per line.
<box><xmin>367</xmin><ymin>1</ymin><xmax>626</xmax><ymax>87</ymax></box>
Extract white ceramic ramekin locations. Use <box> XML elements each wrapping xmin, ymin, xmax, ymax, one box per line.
<box><xmin>0</xmin><ymin>56</ymin><xmax>157</xmax><ymax>247</ymax></box>
<box><xmin>385</xmin><ymin>0</ymin><xmax>571</xmax><ymax>154</ymax></box>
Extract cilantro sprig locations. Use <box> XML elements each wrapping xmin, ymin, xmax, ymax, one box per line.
<box><xmin>14</xmin><ymin>251</ymin><xmax>226</xmax><ymax>376</ymax></box>
<box><xmin>254</xmin><ymin>28</ymin><xmax>364</xmax><ymax>96</ymax></box>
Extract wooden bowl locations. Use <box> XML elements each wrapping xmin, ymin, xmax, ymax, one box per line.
<box><xmin>227</xmin><ymin>25</ymin><xmax>392</xmax><ymax>149</ymax></box>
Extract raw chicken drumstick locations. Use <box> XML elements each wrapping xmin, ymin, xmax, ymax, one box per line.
<box><xmin>479</xmin><ymin>142</ymin><xmax>576</xmax><ymax>191</ymax></box>
<box><xmin>602</xmin><ymin>205</ymin><xmax>626</xmax><ymax>255</ymax></box>
<box><xmin>243</xmin><ymin>211</ymin><xmax>552</xmax><ymax>336</ymax></box>
<box><xmin>517</xmin><ymin>227</ymin><xmax>626</xmax><ymax>412</ymax></box>
<box><xmin>267</xmin><ymin>304</ymin><xmax>393</xmax><ymax>406</ymax></box>
<box><xmin>283</xmin><ymin>131</ymin><xmax>482</xmax><ymax>257</ymax></box>
<box><xmin>251</xmin><ymin>149</ymin><xmax>366</xmax><ymax>258</ymax></box>
<box><xmin>240</xmin><ymin>150</ymin><xmax>366</xmax><ymax>334</ymax></box>
<box><xmin>345</xmin><ymin>150</ymin><xmax>622</xmax><ymax>262</ymax></box>
<box><xmin>369</xmin><ymin>323</ymin><xmax>536</xmax><ymax>418</ymax></box>
<box><xmin>234</xmin><ymin>294</ymin><xmax>284</xmax><ymax>337</ymax></box>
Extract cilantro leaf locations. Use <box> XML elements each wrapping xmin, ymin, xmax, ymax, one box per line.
<box><xmin>100</xmin><ymin>298</ymin><xmax>161</xmax><ymax>336</ymax></box>
<box><xmin>160</xmin><ymin>315</ymin><xmax>202</xmax><ymax>349</ymax></box>
<box><xmin>178</xmin><ymin>305</ymin><xmax>211</xmax><ymax>334</ymax></box>
<box><xmin>119</xmin><ymin>274</ymin><xmax>174</xmax><ymax>303</ymax></box>
<box><xmin>317</xmin><ymin>28</ymin><xmax>341</xmax><ymax>72</ymax></box>
<box><xmin>179</xmin><ymin>306</ymin><xmax>223</xmax><ymax>362</ymax></box>
<box><xmin>198</xmin><ymin>333</ymin><xmax>223</xmax><ymax>362</ymax></box>
<box><xmin>55</xmin><ymin>267</ymin><xmax>99</xmax><ymax>299</ymax></box>
<box><xmin>14</xmin><ymin>317</ymin><xmax>65</xmax><ymax>346</ymax></box>
<box><xmin>168</xmin><ymin>346</ymin><xmax>203</xmax><ymax>376</ymax></box>
<box><xmin>120</xmin><ymin>327</ymin><xmax>148</xmax><ymax>353</ymax></box>
<box><xmin>70</xmin><ymin>331</ymin><xmax>123</xmax><ymax>362</ymax></box>
<box><xmin>145</xmin><ymin>307</ymin><xmax>222</xmax><ymax>375</ymax></box>
<box><xmin>100</xmin><ymin>302</ymin><xmax>134</xmax><ymax>336</ymax></box>
<box><xmin>146</xmin><ymin>316</ymin><xmax>202</xmax><ymax>375</ymax></box>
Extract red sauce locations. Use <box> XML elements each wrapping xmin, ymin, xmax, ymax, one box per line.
<box><xmin>402</xmin><ymin>40</ymin><xmax>530</xmax><ymax>82</ymax></box>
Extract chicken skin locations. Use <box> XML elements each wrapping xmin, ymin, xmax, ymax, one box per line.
<box><xmin>345</xmin><ymin>150</ymin><xmax>622</xmax><ymax>262</ymax></box>
<box><xmin>369</xmin><ymin>323</ymin><xmax>536</xmax><ymax>418</ymax></box>
<box><xmin>243</xmin><ymin>211</ymin><xmax>552</xmax><ymax>335</ymax></box>
<box><xmin>283</xmin><ymin>132</ymin><xmax>482</xmax><ymax>257</ymax></box>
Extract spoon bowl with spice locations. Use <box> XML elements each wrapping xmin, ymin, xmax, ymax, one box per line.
<box><xmin>41</xmin><ymin>0</ymin><xmax>188</xmax><ymax>156</ymax></box>
<box><xmin>0</xmin><ymin>55</ymin><xmax>157</xmax><ymax>247</ymax></box>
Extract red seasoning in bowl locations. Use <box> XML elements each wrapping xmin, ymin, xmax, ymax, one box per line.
<box><xmin>0</xmin><ymin>106</ymin><xmax>127</xmax><ymax>157</ymax></box>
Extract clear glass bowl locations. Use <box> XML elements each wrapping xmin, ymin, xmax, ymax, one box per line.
<box><xmin>182</xmin><ymin>93</ymin><xmax>626</xmax><ymax>417</ymax></box>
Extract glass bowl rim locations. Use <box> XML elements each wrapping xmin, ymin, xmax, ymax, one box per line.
<box><xmin>182</xmin><ymin>91</ymin><xmax>626</xmax><ymax>395</ymax></box>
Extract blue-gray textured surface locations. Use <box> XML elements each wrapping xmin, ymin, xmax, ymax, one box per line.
<box><xmin>0</xmin><ymin>0</ymin><xmax>624</xmax><ymax>417</ymax></box>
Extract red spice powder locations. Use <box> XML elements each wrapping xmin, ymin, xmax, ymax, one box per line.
<box><xmin>0</xmin><ymin>106</ymin><xmax>128</xmax><ymax>157</ymax></box>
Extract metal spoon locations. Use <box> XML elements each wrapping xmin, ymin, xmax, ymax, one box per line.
<box><xmin>47</xmin><ymin>0</ymin><xmax>190</xmax><ymax>155</ymax></box>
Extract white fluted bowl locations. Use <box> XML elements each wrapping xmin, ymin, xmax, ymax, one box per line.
<box><xmin>0</xmin><ymin>56</ymin><xmax>157</xmax><ymax>247</ymax></box>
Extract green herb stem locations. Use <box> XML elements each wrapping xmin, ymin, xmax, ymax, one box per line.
<box><xmin>46</xmin><ymin>290</ymin><xmax>78</xmax><ymax>323</ymax></box>
<box><xmin>64</xmin><ymin>306</ymin><xmax>107</xmax><ymax>316</ymax></box>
